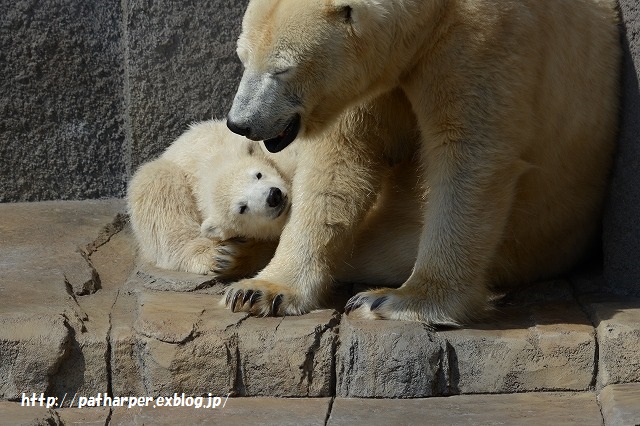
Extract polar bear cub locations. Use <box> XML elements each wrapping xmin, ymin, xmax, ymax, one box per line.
<box><xmin>198</xmin><ymin>155</ymin><xmax>291</xmax><ymax>242</ymax></box>
<box><xmin>127</xmin><ymin>120</ymin><xmax>291</xmax><ymax>278</ymax></box>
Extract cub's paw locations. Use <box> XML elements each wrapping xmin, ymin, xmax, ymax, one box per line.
<box><xmin>221</xmin><ymin>279</ymin><xmax>307</xmax><ymax>317</ymax></box>
<box><xmin>344</xmin><ymin>287</ymin><xmax>467</xmax><ymax>326</ymax></box>
<box><xmin>182</xmin><ymin>237</ymin><xmax>276</xmax><ymax>280</ymax></box>
<box><xmin>180</xmin><ymin>237</ymin><xmax>224</xmax><ymax>275</ymax></box>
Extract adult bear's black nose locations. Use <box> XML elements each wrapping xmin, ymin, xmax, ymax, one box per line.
<box><xmin>267</xmin><ymin>187</ymin><xmax>283</xmax><ymax>208</ymax></box>
<box><xmin>227</xmin><ymin>117</ymin><xmax>251</xmax><ymax>138</ymax></box>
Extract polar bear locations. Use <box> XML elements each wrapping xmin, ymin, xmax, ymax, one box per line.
<box><xmin>223</xmin><ymin>0</ymin><xmax>621</xmax><ymax>324</ymax></box>
<box><xmin>127</xmin><ymin>120</ymin><xmax>290</xmax><ymax>279</ymax></box>
<box><xmin>129</xmin><ymin>119</ymin><xmax>424</xmax><ymax>287</ymax></box>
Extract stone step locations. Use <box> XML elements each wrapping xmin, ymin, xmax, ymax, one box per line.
<box><xmin>1</xmin><ymin>200</ymin><xmax>640</xmax><ymax>424</ymax></box>
<box><xmin>0</xmin><ymin>391</ymin><xmax>621</xmax><ymax>425</ymax></box>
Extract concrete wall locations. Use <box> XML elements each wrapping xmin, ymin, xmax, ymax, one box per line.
<box><xmin>0</xmin><ymin>1</ymin><xmax>638</xmax><ymax>294</ymax></box>
<box><xmin>603</xmin><ymin>0</ymin><xmax>640</xmax><ymax>296</ymax></box>
<box><xmin>0</xmin><ymin>0</ymin><xmax>246</xmax><ymax>201</ymax></box>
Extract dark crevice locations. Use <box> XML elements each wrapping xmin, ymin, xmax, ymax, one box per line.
<box><xmin>224</xmin><ymin>313</ymin><xmax>250</xmax><ymax>333</ymax></box>
<box><xmin>299</xmin><ymin>311</ymin><xmax>341</xmax><ymax>396</ymax></box>
<box><xmin>85</xmin><ymin>212</ymin><xmax>129</xmax><ymax>255</ymax></box>
<box><xmin>323</xmin><ymin>396</ymin><xmax>335</xmax><ymax>426</ymax></box>
<box><xmin>104</xmin><ymin>407</ymin><xmax>113</xmax><ymax>426</ymax></box>
<box><xmin>568</xmin><ymin>278</ymin><xmax>600</xmax><ymax>390</ymax></box>
<box><xmin>106</xmin><ymin>288</ymin><xmax>120</xmax><ymax>399</ymax></box>
<box><xmin>233</xmin><ymin>339</ymin><xmax>246</xmax><ymax>396</ymax></box>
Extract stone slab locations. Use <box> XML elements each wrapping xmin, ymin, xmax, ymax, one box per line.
<box><xmin>110</xmin><ymin>397</ymin><xmax>330</xmax><ymax>426</ymax></box>
<box><xmin>114</xmin><ymin>285</ymin><xmax>338</xmax><ymax>398</ymax></box>
<box><xmin>441</xmin><ymin>300</ymin><xmax>595</xmax><ymax>394</ymax></box>
<box><xmin>0</xmin><ymin>200</ymin><xmax>130</xmax><ymax>400</ymax></box>
<box><xmin>0</xmin><ymin>315</ymin><xmax>71</xmax><ymax>401</ymax></box>
<box><xmin>336</xmin><ymin>316</ymin><xmax>443</xmax><ymax>398</ymax></box>
<box><xmin>337</xmin><ymin>282</ymin><xmax>596</xmax><ymax>398</ymax></box>
<box><xmin>585</xmin><ymin>297</ymin><xmax>640</xmax><ymax>388</ymax></box>
<box><xmin>0</xmin><ymin>401</ymin><xmax>61</xmax><ymax>425</ymax></box>
<box><xmin>135</xmin><ymin>262</ymin><xmax>225</xmax><ymax>293</ymax></box>
<box><xmin>234</xmin><ymin>311</ymin><xmax>338</xmax><ymax>397</ymax></box>
<box><xmin>599</xmin><ymin>383</ymin><xmax>640</xmax><ymax>426</ymax></box>
<box><xmin>328</xmin><ymin>392</ymin><xmax>603</xmax><ymax>426</ymax></box>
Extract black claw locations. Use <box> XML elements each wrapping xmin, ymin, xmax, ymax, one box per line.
<box><xmin>344</xmin><ymin>296</ymin><xmax>363</xmax><ymax>314</ymax></box>
<box><xmin>242</xmin><ymin>290</ymin><xmax>254</xmax><ymax>305</ymax></box>
<box><xmin>231</xmin><ymin>290</ymin><xmax>243</xmax><ymax>312</ymax></box>
<box><xmin>249</xmin><ymin>291</ymin><xmax>261</xmax><ymax>306</ymax></box>
<box><xmin>370</xmin><ymin>297</ymin><xmax>387</xmax><ymax>311</ymax></box>
<box><xmin>215</xmin><ymin>256</ymin><xmax>230</xmax><ymax>268</ymax></box>
<box><xmin>225</xmin><ymin>289</ymin><xmax>234</xmax><ymax>306</ymax></box>
<box><xmin>271</xmin><ymin>294</ymin><xmax>283</xmax><ymax>316</ymax></box>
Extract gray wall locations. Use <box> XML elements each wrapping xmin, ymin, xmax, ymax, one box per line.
<box><xmin>603</xmin><ymin>0</ymin><xmax>640</xmax><ymax>296</ymax></box>
<box><xmin>0</xmin><ymin>1</ymin><xmax>638</xmax><ymax>294</ymax></box>
<box><xmin>1</xmin><ymin>0</ymin><xmax>246</xmax><ymax>201</ymax></box>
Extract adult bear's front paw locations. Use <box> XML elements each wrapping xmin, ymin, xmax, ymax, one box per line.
<box><xmin>221</xmin><ymin>279</ymin><xmax>307</xmax><ymax>317</ymax></box>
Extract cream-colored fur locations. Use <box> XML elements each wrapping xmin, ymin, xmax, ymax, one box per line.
<box><xmin>127</xmin><ymin>121</ymin><xmax>287</xmax><ymax>279</ymax></box>
<box><xmin>223</xmin><ymin>0</ymin><xmax>621</xmax><ymax>324</ymax></box>
<box><xmin>128</xmin><ymin>119</ymin><xmax>422</xmax><ymax>286</ymax></box>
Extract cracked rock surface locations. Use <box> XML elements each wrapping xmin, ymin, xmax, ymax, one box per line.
<box><xmin>1</xmin><ymin>200</ymin><xmax>639</xmax><ymax>425</ymax></box>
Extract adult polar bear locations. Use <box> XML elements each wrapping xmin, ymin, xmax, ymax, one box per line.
<box><xmin>224</xmin><ymin>0</ymin><xmax>621</xmax><ymax>324</ymax></box>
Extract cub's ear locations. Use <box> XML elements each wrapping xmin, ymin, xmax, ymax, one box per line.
<box><xmin>200</xmin><ymin>219</ymin><xmax>229</xmax><ymax>240</ymax></box>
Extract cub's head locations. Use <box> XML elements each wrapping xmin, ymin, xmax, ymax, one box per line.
<box><xmin>199</xmin><ymin>154</ymin><xmax>291</xmax><ymax>241</ymax></box>
<box><xmin>226</xmin><ymin>0</ymin><xmax>398</xmax><ymax>153</ymax></box>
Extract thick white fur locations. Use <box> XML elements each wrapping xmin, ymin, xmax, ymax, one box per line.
<box><xmin>128</xmin><ymin>119</ymin><xmax>422</xmax><ymax>285</ymax></box>
<box><xmin>127</xmin><ymin>121</ymin><xmax>288</xmax><ymax>278</ymax></box>
<box><xmin>224</xmin><ymin>0</ymin><xmax>621</xmax><ymax>323</ymax></box>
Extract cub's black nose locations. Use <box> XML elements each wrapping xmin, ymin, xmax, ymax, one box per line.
<box><xmin>227</xmin><ymin>117</ymin><xmax>251</xmax><ymax>137</ymax></box>
<box><xmin>266</xmin><ymin>187</ymin><xmax>283</xmax><ymax>208</ymax></box>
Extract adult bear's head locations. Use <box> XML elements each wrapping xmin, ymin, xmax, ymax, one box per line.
<box><xmin>226</xmin><ymin>0</ymin><xmax>409</xmax><ymax>153</ymax></box>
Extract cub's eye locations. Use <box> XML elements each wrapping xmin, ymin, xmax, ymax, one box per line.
<box><xmin>256</xmin><ymin>172</ymin><xmax>262</xmax><ymax>180</ymax></box>
<box><xmin>239</xmin><ymin>204</ymin><xmax>248</xmax><ymax>214</ymax></box>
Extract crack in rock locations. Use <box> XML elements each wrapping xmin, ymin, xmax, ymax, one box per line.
<box><xmin>85</xmin><ymin>213</ymin><xmax>129</xmax><ymax>255</ymax></box>
<box><xmin>299</xmin><ymin>312</ymin><xmax>341</xmax><ymax>395</ymax></box>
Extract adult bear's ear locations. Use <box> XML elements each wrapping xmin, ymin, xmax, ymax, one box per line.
<box><xmin>331</xmin><ymin>0</ymin><xmax>384</xmax><ymax>34</ymax></box>
<box><xmin>338</xmin><ymin>4</ymin><xmax>353</xmax><ymax>24</ymax></box>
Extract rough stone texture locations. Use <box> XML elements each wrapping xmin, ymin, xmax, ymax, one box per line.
<box><xmin>599</xmin><ymin>383</ymin><xmax>640</xmax><ymax>426</ymax></box>
<box><xmin>2</xmin><ymin>200</ymin><xmax>640</xmax><ymax>425</ymax></box>
<box><xmin>135</xmin><ymin>262</ymin><xmax>226</xmax><ymax>293</ymax></box>
<box><xmin>0</xmin><ymin>200</ymin><xmax>130</xmax><ymax>400</ymax></box>
<box><xmin>111</xmin><ymin>285</ymin><xmax>338</xmax><ymax>398</ymax></box>
<box><xmin>441</xmin><ymin>301</ymin><xmax>595</xmax><ymax>394</ymax></box>
<box><xmin>336</xmin><ymin>316</ymin><xmax>443</xmax><ymax>398</ymax></box>
<box><xmin>0</xmin><ymin>200</ymin><xmax>134</xmax><ymax>399</ymax></box>
<box><xmin>328</xmin><ymin>393</ymin><xmax>603</xmax><ymax>426</ymax></box>
<box><xmin>337</xmin><ymin>282</ymin><xmax>596</xmax><ymax>398</ymax></box>
<box><xmin>124</xmin><ymin>0</ymin><xmax>247</xmax><ymax>174</ymax></box>
<box><xmin>0</xmin><ymin>0</ymin><xmax>246</xmax><ymax>201</ymax></box>
<box><xmin>0</xmin><ymin>401</ymin><xmax>61</xmax><ymax>425</ymax></box>
<box><xmin>0</xmin><ymin>1</ymin><xmax>127</xmax><ymax>202</ymax></box>
<box><xmin>584</xmin><ymin>296</ymin><xmax>640</xmax><ymax>388</ymax></box>
<box><xmin>603</xmin><ymin>0</ymin><xmax>640</xmax><ymax>296</ymax></box>
<box><xmin>0</xmin><ymin>315</ymin><xmax>71</xmax><ymax>401</ymax></box>
<box><xmin>235</xmin><ymin>311</ymin><xmax>338</xmax><ymax>397</ymax></box>
<box><xmin>110</xmin><ymin>397</ymin><xmax>330</xmax><ymax>426</ymax></box>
